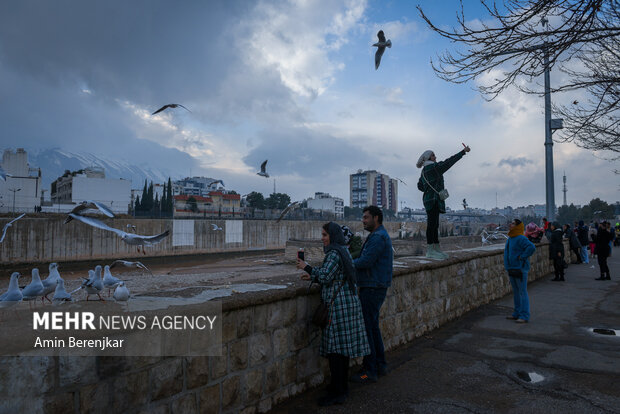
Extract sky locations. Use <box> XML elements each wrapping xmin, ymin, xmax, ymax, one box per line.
<box><xmin>0</xmin><ymin>0</ymin><xmax>617</xmax><ymax>211</ymax></box>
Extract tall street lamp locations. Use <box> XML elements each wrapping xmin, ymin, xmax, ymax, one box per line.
<box><xmin>9</xmin><ymin>188</ymin><xmax>21</xmax><ymax>213</ymax></box>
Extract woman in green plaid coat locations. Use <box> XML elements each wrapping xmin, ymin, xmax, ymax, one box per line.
<box><xmin>297</xmin><ymin>222</ymin><xmax>369</xmax><ymax>406</ymax></box>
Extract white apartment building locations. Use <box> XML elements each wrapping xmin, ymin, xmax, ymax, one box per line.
<box><xmin>51</xmin><ymin>167</ymin><xmax>131</xmax><ymax>214</ymax></box>
<box><xmin>0</xmin><ymin>148</ymin><xmax>42</xmax><ymax>213</ymax></box>
<box><xmin>173</xmin><ymin>177</ymin><xmax>224</xmax><ymax>197</ymax></box>
<box><xmin>307</xmin><ymin>192</ymin><xmax>344</xmax><ymax>218</ymax></box>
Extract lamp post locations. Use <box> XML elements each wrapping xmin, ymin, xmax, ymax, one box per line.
<box><xmin>9</xmin><ymin>188</ymin><xmax>21</xmax><ymax>213</ymax></box>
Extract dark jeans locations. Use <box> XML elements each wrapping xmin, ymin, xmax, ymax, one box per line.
<box><xmin>359</xmin><ymin>287</ymin><xmax>387</xmax><ymax>376</ymax></box>
<box><xmin>571</xmin><ymin>247</ymin><xmax>582</xmax><ymax>263</ymax></box>
<box><xmin>553</xmin><ymin>257</ymin><xmax>565</xmax><ymax>279</ymax></box>
<box><xmin>598</xmin><ymin>255</ymin><xmax>610</xmax><ymax>276</ymax></box>
<box><xmin>426</xmin><ymin>205</ymin><xmax>440</xmax><ymax>244</ymax></box>
<box><xmin>327</xmin><ymin>354</ymin><xmax>349</xmax><ymax>396</ymax></box>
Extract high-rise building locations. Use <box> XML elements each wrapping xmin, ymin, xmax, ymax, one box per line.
<box><xmin>349</xmin><ymin>169</ymin><xmax>398</xmax><ymax>212</ymax></box>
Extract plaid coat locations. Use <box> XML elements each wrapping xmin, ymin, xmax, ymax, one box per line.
<box><xmin>417</xmin><ymin>150</ymin><xmax>465</xmax><ymax>213</ymax></box>
<box><xmin>311</xmin><ymin>250</ymin><xmax>370</xmax><ymax>358</ymax></box>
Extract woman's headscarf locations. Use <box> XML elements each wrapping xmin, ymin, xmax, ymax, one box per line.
<box><xmin>416</xmin><ymin>150</ymin><xmax>435</xmax><ymax>168</ymax></box>
<box><xmin>323</xmin><ymin>222</ymin><xmax>356</xmax><ymax>287</ymax></box>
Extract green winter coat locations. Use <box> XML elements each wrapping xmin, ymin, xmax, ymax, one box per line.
<box><xmin>417</xmin><ymin>150</ymin><xmax>466</xmax><ymax>213</ymax></box>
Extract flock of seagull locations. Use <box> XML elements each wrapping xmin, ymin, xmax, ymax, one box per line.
<box><xmin>0</xmin><ymin>260</ymin><xmax>149</xmax><ymax>312</ymax></box>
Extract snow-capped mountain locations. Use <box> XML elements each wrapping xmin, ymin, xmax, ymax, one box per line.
<box><xmin>27</xmin><ymin>148</ymin><xmax>186</xmax><ymax>188</ymax></box>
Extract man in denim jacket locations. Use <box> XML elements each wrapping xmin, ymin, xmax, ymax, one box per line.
<box><xmin>351</xmin><ymin>205</ymin><xmax>393</xmax><ymax>383</ymax></box>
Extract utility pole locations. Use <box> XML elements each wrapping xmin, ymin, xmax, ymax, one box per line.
<box><xmin>9</xmin><ymin>188</ymin><xmax>21</xmax><ymax>213</ymax></box>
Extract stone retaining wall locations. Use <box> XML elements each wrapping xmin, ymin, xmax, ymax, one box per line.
<box><xmin>0</xmin><ymin>242</ymin><xmax>559</xmax><ymax>413</ymax></box>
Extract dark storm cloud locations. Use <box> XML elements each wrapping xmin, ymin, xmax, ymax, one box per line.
<box><xmin>243</xmin><ymin>126</ymin><xmax>373</xmax><ymax>179</ymax></box>
<box><xmin>0</xmin><ymin>0</ymin><xmax>304</xmax><ymax>163</ymax></box>
<box><xmin>498</xmin><ymin>157</ymin><xmax>533</xmax><ymax>168</ymax></box>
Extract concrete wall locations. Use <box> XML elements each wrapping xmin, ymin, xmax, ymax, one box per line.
<box><xmin>0</xmin><ymin>218</ymin><xmax>404</xmax><ymax>266</ymax></box>
<box><xmin>0</xmin><ymin>243</ymin><xmax>557</xmax><ymax>413</ymax></box>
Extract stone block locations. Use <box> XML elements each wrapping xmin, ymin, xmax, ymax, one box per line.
<box><xmin>295</xmin><ymin>296</ymin><xmax>308</xmax><ymax>322</ymax></box>
<box><xmin>111</xmin><ymin>370</ymin><xmax>149</xmax><ymax>411</ymax></box>
<box><xmin>236</xmin><ymin>308</ymin><xmax>252</xmax><ymax>338</ymax></box>
<box><xmin>257</xmin><ymin>397</ymin><xmax>272</xmax><ymax>413</ymax></box>
<box><xmin>291</xmin><ymin>324</ymin><xmax>310</xmax><ymax>351</ymax></box>
<box><xmin>0</xmin><ymin>356</ymin><xmax>54</xmax><ymax>397</ymax></box>
<box><xmin>272</xmin><ymin>387</ymin><xmax>290</xmax><ymax>405</ymax></box>
<box><xmin>150</xmin><ymin>359</ymin><xmax>183</xmax><ymax>401</ymax></box>
<box><xmin>272</xmin><ymin>328</ymin><xmax>288</xmax><ymax>358</ymax></box>
<box><xmin>244</xmin><ymin>368</ymin><xmax>263</xmax><ymax>404</ymax></box>
<box><xmin>252</xmin><ymin>306</ymin><xmax>268</xmax><ymax>332</ymax></box>
<box><xmin>266</xmin><ymin>300</ymin><xmax>296</xmax><ymax>329</ymax></box>
<box><xmin>171</xmin><ymin>393</ymin><xmax>197</xmax><ymax>414</ymax></box>
<box><xmin>138</xmin><ymin>403</ymin><xmax>169</xmax><ymax>414</ymax></box>
<box><xmin>240</xmin><ymin>407</ymin><xmax>257</xmax><ymax>414</ymax></box>
<box><xmin>222</xmin><ymin>311</ymin><xmax>236</xmax><ymax>343</ymax></box>
<box><xmin>199</xmin><ymin>384</ymin><xmax>220</xmax><ymax>414</ymax></box>
<box><xmin>222</xmin><ymin>375</ymin><xmax>241</xmax><ymax>410</ymax></box>
<box><xmin>229</xmin><ymin>339</ymin><xmax>248</xmax><ymax>371</ymax></box>
<box><xmin>210</xmin><ymin>353</ymin><xmax>228</xmax><ymax>380</ymax></box>
<box><xmin>79</xmin><ymin>382</ymin><xmax>109</xmax><ymax>414</ymax></box>
<box><xmin>248</xmin><ymin>333</ymin><xmax>271</xmax><ymax>367</ymax></box>
<box><xmin>43</xmin><ymin>392</ymin><xmax>74</xmax><ymax>414</ymax></box>
<box><xmin>264</xmin><ymin>362</ymin><xmax>280</xmax><ymax>394</ymax></box>
<box><xmin>296</xmin><ymin>347</ymin><xmax>319</xmax><ymax>380</ymax></box>
<box><xmin>59</xmin><ymin>356</ymin><xmax>98</xmax><ymax>388</ymax></box>
<box><xmin>280</xmin><ymin>355</ymin><xmax>297</xmax><ymax>386</ymax></box>
<box><xmin>186</xmin><ymin>356</ymin><xmax>209</xmax><ymax>390</ymax></box>
<box><xmin>98</xmin><ymin>356</ymin><xmax>160</xmax><ymax>377</ymax></box>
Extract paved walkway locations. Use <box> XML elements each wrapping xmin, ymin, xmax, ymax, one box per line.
<box><xmin>272</xmin><ymin>254</ymin><xmax>620</xmax><ymax>413</ymax></box>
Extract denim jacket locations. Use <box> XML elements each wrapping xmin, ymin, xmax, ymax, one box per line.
<box><xmin>353</xmin><ymin>225</ymin><xmax>393</xmax><ymax>288</ymax></box>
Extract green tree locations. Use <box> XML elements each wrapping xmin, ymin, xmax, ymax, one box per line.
<box><xmin>186</xmin><ymin>196</ymin><xmax>198</xmax><ymax>213</ymax></box>
<box><xmin>265</xmin><ymin>193</ymin><xmax>291</xmax><ymax>209</ymax></box>
<box><xmin>166</xmin><ymin>177</ymin><xmax>173</xmax><ymax>213</ymax></box>
<box><xmin>246</xmin><ymin>191</ymin><xmax>265</xmax><ymax>209</ymax></box>
<box><xmin>134</xmin><ymin>195</ymin><xmax>141</xmax><ymax>213</ymax></box>
<box><xmin>344</xmin><ymin>206</ymin><xmax>363</xmax><ymax>220</ymax></box>
<box><xmin>557</xmin><ymin>203</ymin><xmax>580</xmax><ymax>225</ymax></box>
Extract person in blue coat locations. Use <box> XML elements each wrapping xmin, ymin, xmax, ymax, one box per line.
<box><xmin>504</xmin><ymin>219</ymin><xmax>536</xmax><ymax>323</ymax></box>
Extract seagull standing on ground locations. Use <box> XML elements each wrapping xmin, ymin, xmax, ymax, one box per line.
<box><xmin>103</xmin><ymin>265</ymin><xmax>123</xmax><ymax>297</ymax></box>
<box><xmin>373</xmin><ymin>30</ymin><xmax>392</xmax><ymax>70</ymax></box>
<box><xmin>151</xmin><ymin>104</ymin><xmax>191</xmax><ymax>115</ymax></box>
<box><xmin>52</xmin><ymin>279</ymin><xmax>73</xmax><ymax>305</ymax></box>
<box><xmin>113</xmin><ymin>282</ymin><xmax>130</xmax><ymax>302</ymax></box>
<box><xmin>22</xmin><ymin>268</ymin><xmax>44</xmax><ymax>308</ymax></box>
<box><xmin>257</xmin><ymin>160</ymin><xmax>269</xmax><ymax>178</ymax></box>
<box><xmin>41</xmin><ymin>263</ymin><xmax>61</xmax><ymax>303</ymax></box>
<box><xmin>0</xmin><ymin>273</ymin><xmax>22</xmax><ymax>309</ymax></box>
<box><xmin>79</xmin><ymin>267</ymin><xmax>104</xmax><ymax>301</ymax></box>
<box><xmin>0</xmin><ymin>213</ymin><xmax>26</xmax><ymax>243</ymax></box>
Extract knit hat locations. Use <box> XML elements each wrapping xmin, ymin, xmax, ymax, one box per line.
<box><xmin>416</xmin><ymin>150</ymin><xmax>434</xmax><ymax>168</ymax></box>
<box><xmin>341</xmin><ymin>225</ymin><xmax>353</xmax><ymax>245</ymax></box>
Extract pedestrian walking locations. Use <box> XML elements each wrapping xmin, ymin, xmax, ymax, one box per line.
<box><xmin>549</xmin><ymin>222</ymin><xmax>565</xmax><ymax>281</ymax></box>
<box><xmin>594</xmin><ymin>221</ymin><xmax>613</xmax><ymax>281</ymax></box>
<box><xmin>563</xmin><ymin>224</ymin><xmax>582</xmax><ymax>264</ymax></box>
<box><xmin>577</xmin><ymin>220</ymin><xmax>590</xmax><ymax>264</ymax></box>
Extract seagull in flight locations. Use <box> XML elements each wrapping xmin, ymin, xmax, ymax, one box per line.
<box><xmin>0</xmin><ymin>213</ymin><xmax>26</xmax><ymax>243</ymax></box>
<box><xmin>110</xmin><ymin>259</ymin><xmax>153</xmax><ymax>274</ymax></box>
<box><xmin>64</xmin><ymin>200</ymin><xmax>115</xmax><ymax>224</ymax></box>
<box><xmin>257</xmin><ymin>160</ymin><xmax>269</xmax><ymax>178</ymax></box>
<box><xmin>67</xmin><ymin>213</ymin><xmax>170</xmax><ymax>252</ymax></box>
<box><xmin>151</xmin><ymin>104</ymin><xmax>191</xmax><ymax>115</ymax></box>
<box><xmin>211</xmin><ymin>223</ymin><xmax>223</xmax><ymax>231</ymax></box>
<box><xmin>276</xmin><ymin>201</ymin><xmax>300</xmax><ymax>223</ymax></box>
<box><xmin>394</xmin><ymin>177</ymin><xmax>407</xmax><ymax>186</ymax></box>
<box><xmin>373</xmin><ymin>30</ymin><xmax>392</xmax><ymax>70</ymax></box>
<box><xmin>0</xmin><ymin>166</ymin><xmax>12</xmax><ymax>181</ymax></box>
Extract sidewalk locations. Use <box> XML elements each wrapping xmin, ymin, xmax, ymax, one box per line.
<box><xmin>272</xmin><ymin>255</ymin><xmax>620</xmax><ymax>413</ymax></box>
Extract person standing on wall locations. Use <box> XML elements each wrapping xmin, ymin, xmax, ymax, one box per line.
<box><xmin>416</xmin><ymin>144</ymin><xmax>470</xmax><ymax>259</ymax></box>
<box><xmin>351</xmin><ymin>206</ymin><xmax>393</xmax><ymax>384</ymax></box>
<box><xmin>504</xmin><ymin>219</ymin><xmax>536</xmax><ymax>323</ymax></box>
